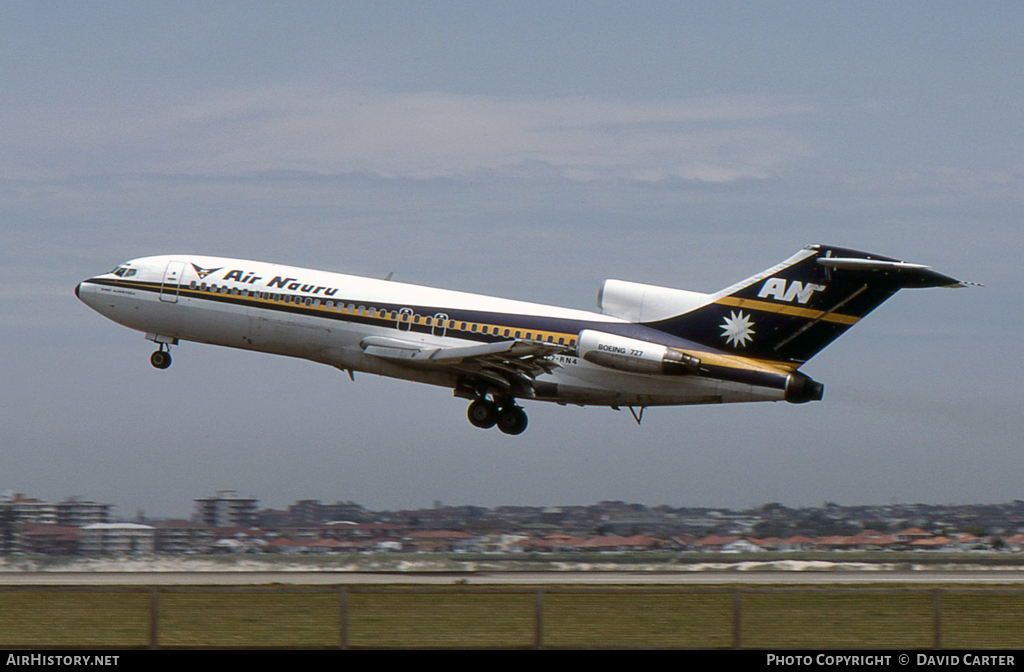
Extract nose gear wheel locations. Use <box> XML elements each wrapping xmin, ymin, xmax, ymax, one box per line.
<box><xmin>150</xmin><ymin>345</ymin><xmax>172</xmax><ymax>370</ymax></box>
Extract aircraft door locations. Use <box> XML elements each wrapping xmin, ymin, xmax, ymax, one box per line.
<box><xmin>432</xmin><ymin>313</ymin><xmax>449</xmax><ymax>337</ymax></box>
<box><xmin>160</xmin><ymin>261</ymin><xmax>186</xmax><ymax>303</ymax></box>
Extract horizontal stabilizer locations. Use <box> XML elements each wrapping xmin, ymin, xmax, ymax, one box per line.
<box><xmin>816</xmin><ymin>257</ymin><xmax>974</xmax><ymax>288</ymax></box>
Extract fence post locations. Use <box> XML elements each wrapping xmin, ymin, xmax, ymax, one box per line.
<box><xmin>339</xmin><ymin>587</ymin><xmax>349</xmax><ymax>650</ymax></box>
<box><xmin>733</xmin><ymin>589</ymin><xmax>742</xmax><ymax>649</ymax></box>
<box><xmin>534</xmin><ymin>588</ymin><xmax>544</xmax><ymax>649</ymax></box>
<box><xmin>933</xmin><ymin>589</ymin><xmax>942</xmax><ymax>650</ymax></box>
<box><xmin>149</xmin><ymin>587</ymin><xmax>159</xmax><ymax>649</ymax></box>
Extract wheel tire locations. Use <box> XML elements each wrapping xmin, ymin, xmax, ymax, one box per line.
<box><xmin>467</xmin><ymin>400</ymin><xmax>498</xmax><ymax>429</ymax></box>
<box><xmin>497</xmin><ymin>406</ymin><xmax>528</xmax><ymax>435</ymax></box>
<box><xmin>150</xmin><ymin>350</ymin><xmax>171</xmax><ymax>369</ymax></box>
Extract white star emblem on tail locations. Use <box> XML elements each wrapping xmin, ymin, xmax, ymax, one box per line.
<box><xmin>721</xmin><ymin>310</ymin><xmax>755</xmax><ymax>347</ymax></box>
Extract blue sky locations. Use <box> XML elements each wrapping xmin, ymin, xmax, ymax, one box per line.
<box><xmin>1</xmin><ymin>2</ymin><xmax>1021</xmax><ymax>518</ymax></box>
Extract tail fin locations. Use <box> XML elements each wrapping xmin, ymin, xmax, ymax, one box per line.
<box><xmin>643</xmin><ymin>245</ymin><xmax>968</xmax><ymax>365</ymax></box>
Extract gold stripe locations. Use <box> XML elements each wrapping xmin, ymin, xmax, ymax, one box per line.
<box><xmin>162</xmin><ymin>280</ymin><xmax>581</xmax><ymax>346</ymax></box>
<box><xmin>670</xmin><ymin>348</ymin><xmax>797</xmax><ymax>374</ymax></box>
<box><xmin>716</xmin><ymin>297</ymin><xmax>860</xmax><ymax>326</ymax></box>
<box><xmin>124</xmin><ymin>279</ymin><xmax>795</xmax><ymax>372</ymax></box>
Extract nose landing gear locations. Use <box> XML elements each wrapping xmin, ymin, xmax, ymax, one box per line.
<box><xmin>150</xmin><ymin>345</ymin><xmax>172</xmax><ymax>369</ymax></box>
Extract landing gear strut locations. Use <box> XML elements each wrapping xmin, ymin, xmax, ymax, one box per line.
<box><xmin>150</xmin><ymin>345</ymin><xmax>172</xmax><ymax>369</ymax></box>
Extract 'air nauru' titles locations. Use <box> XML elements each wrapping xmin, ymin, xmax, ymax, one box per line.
<box><xmin>245</xmin><ymin>271</ymin><xmax>341</xmax><ymax>297</ymax></box>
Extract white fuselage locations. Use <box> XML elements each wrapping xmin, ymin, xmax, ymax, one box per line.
<box><xmin>76</xmin><ymin>254</ymin><xmax>788</xmax><ymax>410</ymax></box>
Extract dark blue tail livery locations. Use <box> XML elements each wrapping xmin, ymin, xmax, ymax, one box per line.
<box><xmin>644</xmin><ymin>245</ymin><xmax>966</xmax><ymax>365</ymax></box>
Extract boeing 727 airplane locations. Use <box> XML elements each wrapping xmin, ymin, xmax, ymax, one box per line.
<box><xmin>76</xmin><ymin>245</ymin><xmax>969</xmax><ymax>435</ymax></box>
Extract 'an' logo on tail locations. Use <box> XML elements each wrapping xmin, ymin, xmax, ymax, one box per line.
<box><xmin>757</xmin><ymin>277</ymin><xmax>826</xmax><ymax>304</ymax></box>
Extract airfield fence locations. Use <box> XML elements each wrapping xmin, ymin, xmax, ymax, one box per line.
<box><xmin>1</xmin><ymin>585</ymin><xmax>1023</xmax><ymax>648</ymax></box>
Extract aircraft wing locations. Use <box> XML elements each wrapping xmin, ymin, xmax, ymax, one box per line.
<box><xmin>360</xmin><ymin>336</ymin><xmax>570</xmax><ymax>388</ymax></box>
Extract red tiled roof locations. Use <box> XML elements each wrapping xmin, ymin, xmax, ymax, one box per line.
<box><xmin>816</xmin><ymin>536</ymin><xmax>861</xmax><ymax>547</ymax></box>
<box><xmin>305</xmin><ymin>539</ymin><xmax>350</xmax><ymax>548</ymax></box>
<box><xmin>748</xmin><ymin>537</ymin><xmax>783</xmax><ymax>547</ymax></box>
<box><xmin>852</xmin><ymin>532</ymin><xmax>897</xmax><ymax>545</ymax></box>
<box><xmin>404</xmin><ymin>530</ymin><xmax>474</xmax><ymax>540</ymax></box>
<box><xmin>696</xmin><ymin>535</ymin><xmax>740</xmax><ymax>547</ymax></box>
<box><xmin>265</xmin><ymin>538</ymin><xmax>306</xmax><ymax>548</ymax></box>
<box><xmin>576</xmin><ymin>535</ymin><xmax>663</xmax><ymax>549</ymax></box>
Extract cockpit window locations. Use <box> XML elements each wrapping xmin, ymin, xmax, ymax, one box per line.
<box><xmin>111</xmin><ymin>266</ymin><xmax>137</xmax><ymax>278</ymax></box>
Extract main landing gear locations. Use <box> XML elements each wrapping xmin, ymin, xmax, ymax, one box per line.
<box><xmin>467</xmin><ymin>398</ymin><xmax>528</xmax><ymax>435</ymax></box>
<box><xmin>150</xmin><ymin>345</ymin><xmax>172</xmax><ymax>369</ymax></box>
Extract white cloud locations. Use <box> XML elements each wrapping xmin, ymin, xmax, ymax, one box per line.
<box><xmin>2</xmin><ymin>89</ymin><xmax>815</xmax><ymax>182</ymax></box>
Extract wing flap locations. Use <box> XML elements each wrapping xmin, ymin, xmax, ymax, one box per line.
<box><xmin>360</xmin><ymin>336</ymin><xmax>569</xmax><ymax>385</ymax></box>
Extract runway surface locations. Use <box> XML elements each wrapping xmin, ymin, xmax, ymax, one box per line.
<box><xmin>4</xmin><ymin>571</ymin><xmax>1024</xmax><ymax>585</ymax></box>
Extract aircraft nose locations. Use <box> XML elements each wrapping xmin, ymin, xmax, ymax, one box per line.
<box><xmin>75</xmin><ymin>282</ymin><xmax>81</xmax><ymax>299</ymax></box>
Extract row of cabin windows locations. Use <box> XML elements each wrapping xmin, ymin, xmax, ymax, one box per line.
<box><xmin>188</xmin><ymin>280</ymin><xmax>574</xmax><ymax>346</ymax></box>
